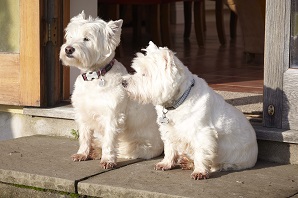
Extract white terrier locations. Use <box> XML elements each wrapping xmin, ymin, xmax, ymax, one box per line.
<box><xmin>122</xmin><ymin>41</ymin><xmax>258</xmax><ymax>179</ymax></box>
<box><xmin>59</xmin><ymin>12</ymin><xmax>163</xmax><ymax>169</ymax></box>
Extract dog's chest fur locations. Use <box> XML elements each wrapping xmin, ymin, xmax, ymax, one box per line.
<box><xmin>71</xmin><ymin>62</ymin><xmax>128</xmax><ymax>131</ymax></box>
<box><xmin>154</xmin><ymin>80</ymin><xmax>215</xmax><ymax>157</ymax></box>
<box><xmin>156</xmin><ymin>106</ymin><xmax>197</xmax><ymax>157</ymax></box>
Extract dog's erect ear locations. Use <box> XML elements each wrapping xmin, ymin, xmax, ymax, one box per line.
<box><xmin>163</xmin><ymin>49</ymin><xmax>176</xmax><ymax>70</ymax></box>
<box><xmin>146</xmin><ymin>41</ymin><xmax>158</xmax><ymax>52</ymax></box>
<box><xmin>78</xmin><ymin>10</ymin><xmax>86</xmax><ymax>19</ymax></box>
<box><xmin>163</xmin><ymin>49</ymin><xmax>182</xmax><ymax>80</ymax></box>
<box><xmin>106</xmin><ymin>19</ymin><xmax>123</xmax><ymax>45</ymax></box>
<box><xmin>103</xmin><ymin>19</ymin><xmax>123</xmax><ymax>57</ymax></box>
<box><xmin>71</xmin><ymin>10</ymin><xmax>86</xmax><ymax>22</ymax></box>
<box><xmin>107</xmin><ymin>19</ymin><xmax>123</xmax><ymax>35</ymax></box>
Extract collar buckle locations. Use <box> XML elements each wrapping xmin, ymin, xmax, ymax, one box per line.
<box><xmin>81</xmin><ymin>59</ymin><xmax>115</xmax><ymax>81</ymax></box>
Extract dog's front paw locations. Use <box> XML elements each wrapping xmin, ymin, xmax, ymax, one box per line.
<box><xmin>178</xmin><ymin>156</ymin><xmax>194</xmax><ymax>170</ymax></box>
<box><xmin>100</xmin><ymin>161</ymin><xmax>117</xmax><ymax>169</ymax></box>
<box><xmin>154</xmin><ymin>161</ymin><xmax>173</xmax><ymax>171</ymax></box>
<box><xmin>191</xmin><ymin>170</ymin><xmax>210</xmax><ymax>180</ymax></box>
<box><xmin>88</xmin><ymin>148</ymin><xmax>101</xmax><ymax>160</ymax></box>
<box><xmin>72</xmin><ymin>153</ymin><xmax>88</xmax><ymax>162</ymax></box>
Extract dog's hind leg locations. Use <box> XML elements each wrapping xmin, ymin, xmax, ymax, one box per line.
<box><xmin>191</xmin><ymin>128</ymin><xmax>218</xmax><ymax>180</ymax></box>
<box><xmin>72</xmin><ymin>125</ymin><xmax>94</xmax><ymax>161</ymax></box>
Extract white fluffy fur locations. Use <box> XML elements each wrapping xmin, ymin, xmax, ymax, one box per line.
<box><xmin>59</xmin><ymin>12</ymin><xmax>163</xmax><ymax>169</ymax></box>
<box><xmin>122</xmin><ymin>41</ymin><xmax>258</xmax><ymax>179</ymax></box>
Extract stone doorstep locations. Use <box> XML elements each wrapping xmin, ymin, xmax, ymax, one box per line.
<box><xmin>24</xmin><ymin>104</ymin><xmax>75</xmax><ymax>120</ymax></box>
<box><xmin>0</xmin><ymin>135</ymin><xmax>298</xmax><ymax>198</ymax></box>
<box><xmin>254</xmin><ymin>125</ymin><xmax>298</xmax><ymax>144</ymax></box>
<box><xmin>24</xmin><ymin>105</ymin><xmax>298</xmax><ymax>144</ymax></box>
<box><xmin>0</xmin><ymin>135</ymin><xmax>143</xmax><ymax>195</ymax></box>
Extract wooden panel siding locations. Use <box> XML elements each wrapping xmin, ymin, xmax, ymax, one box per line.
<box><xmin>0</xmin><ymin>54</ymin><xmax>20</xmax><ymax>105</ymax></box>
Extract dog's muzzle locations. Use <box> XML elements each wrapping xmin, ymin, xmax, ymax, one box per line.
<box><xmin>65</xmin><ymin>46</ymin><xmax>75</xmax><ymax>57</ymax></box>
<box><xmin>122</xmin><ymin>80</ymin><xmax>128</xmax><ymax>88</ymax></box>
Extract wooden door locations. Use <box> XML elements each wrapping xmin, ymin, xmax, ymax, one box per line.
<box><xmin>263</xmin><ymin>0</ymin><xmax>298</xmax><ymax>130</ymax></box>
<box><xmin>0</xmin><ymin>0</ymin><xmax>70</xmax><ymax>107</ymax></box>
<box><xmin>0</xmin><ymin>0</ymin><xmax>43</xmax><ymax>106</ymax></box>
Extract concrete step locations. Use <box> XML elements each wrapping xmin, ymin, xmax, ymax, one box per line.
<box><xmin>1</xmin><ymin>103</ymin><xmax>298</xmax><ymax>165</ymax></box>
<box><xmin>17</xmin><ymin>104</ymin><xmax>298</xmax><ymax>164</ymax></box>
<box><xmin>0</xmin><ymin>135</ymin><xmax>297</xmax><ymax>197</ymax></box>
<box><xmin>0</xmin><ymin>105</ymin><xmax>76</xmax><ymax>140</ymax></box>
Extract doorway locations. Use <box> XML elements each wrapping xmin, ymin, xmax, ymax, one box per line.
<box><xmin>66</xmin><ymin>1</ymin><xmax>264</xmax><ymax>120</ymax></box>
<box><xmin>69</xmin><ymin>0</ymin><xmax>98</xmax><ymax>95</ymax></box>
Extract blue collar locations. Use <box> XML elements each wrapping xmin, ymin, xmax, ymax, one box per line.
<box><xmin>164</xmin><ymin>79</ymin><xmax>195</xmax><ymax>110</ymax></box>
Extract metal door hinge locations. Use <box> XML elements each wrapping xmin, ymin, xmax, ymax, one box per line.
<box><xmin>43</xmin><ymin>18</ymin><xmax>58</xmax><ymax>46</ymax></box>
<box><xmin>268</xmin><ymin>104</ymin><xmax>275</xmax><ymax>116</ymax></box>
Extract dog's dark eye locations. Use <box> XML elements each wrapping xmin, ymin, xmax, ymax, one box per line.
<box><xmin>83</xmin><ymin>37</ymin><xmax>89</xmax><ymax>41</ymax></box>
<box><xmin>142</xmin><ymin>74</ymin><xmax>146</xmax><ymax>77</ymax></box>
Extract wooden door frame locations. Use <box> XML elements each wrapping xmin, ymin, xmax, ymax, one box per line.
<box><xmin>62</xmin><ymin>0</ymin><xmax>70</xmax><ymax>100</ymax></box>
<box><xmin>263</xmin><ymin>0</ymin><xmax>291</xmax><ymax>128</ymax></box>
<box><xmin>20</xmin><ymin>0</ymin><xmax>44</xmax><ymax>106</ymax></box>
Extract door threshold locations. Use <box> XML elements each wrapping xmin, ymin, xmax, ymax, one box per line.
<box><xmin>24</xmin><ymin>103</ymin><xmax>75</xmax><ymax>120</ymax></box>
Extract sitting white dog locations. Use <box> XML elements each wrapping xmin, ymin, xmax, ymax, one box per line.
<box><xmin>122</xmin><ymin>41</ymin><xmax>258</xmax><ymax>179</ymax></box>
<box><xmin>59</xmin><ymin>12</ymin><xmax>163</xmax><ymax>169</ymax></box>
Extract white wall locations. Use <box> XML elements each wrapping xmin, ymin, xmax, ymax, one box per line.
<box><xmin>69</xmin><ymin>0</ymin><xmax>98</xmax><ymax>94</ymax></box>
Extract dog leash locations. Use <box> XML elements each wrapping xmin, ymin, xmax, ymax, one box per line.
<box><xmin>159</xmin><ymin>79</ymin><xmax>195</xmax><ymax>124</ymax></box>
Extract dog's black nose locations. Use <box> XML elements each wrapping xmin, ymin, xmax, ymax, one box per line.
<box><xmin>65</xmin><ymin>46</ymin><xmax>75</xmax><ymax>54</ymax></box>
<box><xmin>122</xmin><ymin>80</ymin><xmax>128</xmax><ymax>88</ymax></box>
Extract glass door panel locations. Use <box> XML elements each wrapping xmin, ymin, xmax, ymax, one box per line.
<box><xmin>0</xmin><ymin>0</ymin><xmax>20</xmax><ymax>53</ymax></box>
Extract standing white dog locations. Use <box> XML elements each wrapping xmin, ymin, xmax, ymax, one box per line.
<box><xmin>122</xmin><ymin>41</ymin><xmax>258</xmax><ymax>179</ymax></box>
<box><xmin>60</xmin><ymin>12</ymin><xmax>163</xmax><ymax>169</ymax></box>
